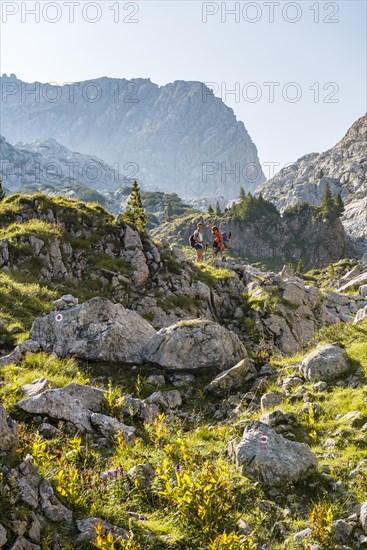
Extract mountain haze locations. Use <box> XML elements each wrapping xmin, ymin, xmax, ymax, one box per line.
<box><xmin>0</xmin><ymin>74</ymin><xmax>265</xmax><ymax>199</ymax></box>
<box><xmin>0</xmin><ymin>135</ymin><xmax>126</xmax><ymax>191</ymax></box>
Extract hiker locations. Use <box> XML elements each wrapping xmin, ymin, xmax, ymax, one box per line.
<box><xmin>192</xmin><ymin>222</ymin><xmax>205</xmax><ymax>262</ymax></box>
<box><xmin>211</xmin><ymin>226</ymin><xmax>224</xmax><ymax>259</ymax></box>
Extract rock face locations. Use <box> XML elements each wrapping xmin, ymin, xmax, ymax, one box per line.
<box><xmin>258</xmin><ymin>114</ymin><xmax>367</xmax><ymax>253</ymax></box>
<box><xmin>144</xmin><ymin>320</ymin><xmax>246</xmax><ymax>371</ymax></box>
<box><xmin>300</xmin><ymin>344</ymin><xmax>350</xmax><ymax>382</ymax></box>
<box><xmin>0</xmin><ymin>74</ymin><xmax>265</xmax><ymax>198</ymax></box>
<box><xmin>0</xmin><ymin>403</ymin><xmax>19</xmax><ymax>452</ymax></box>
<box><xmin>30</xmin><ymin>297</ymin><xmax>157</xmax><ymax>364</ymax></box>
<box><xmin>231</xmin><ymin>420</ymin><xmax>318</xmax><ymax>487</ymax></box>
<box><xmin>246</xmin><ymin>274</ymin><xmax>326</xmax><ymax>355</ymax></box>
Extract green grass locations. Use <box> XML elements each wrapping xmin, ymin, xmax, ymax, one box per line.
<box><xmin>0</xmin><ymin>353</ymin><xmax>89</xmax><ymax>411</ymax></box>
<box><xmin>195</xmin><ymin>264</ymin><xmax>235</xmax><ymax>287</ymax></box>
<box><xmin>0</xmin><ymin>219</ymin><xmax>63</xmax><ymax>242</ymax></box>
<box><xmin>0</xmin><ymin>272</ymin><xmax>57</xmax><ymax>346</ymax></box>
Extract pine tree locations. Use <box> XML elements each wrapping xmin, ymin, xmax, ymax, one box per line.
<box><xmin>207</xmin><ymin>204</ymin><xmax>214</xmax><ymax>214</ymax></box>
<box><xmin>320</xmin><ymin>183</ymin><xmax>334</xmax><ymax>216</ymax></box>
<box><xmin>296</xmin><ymin>258</ymin><xmax>304</xmax><ymax>273</ymax></box>
<box><xmin>334</xmin><ymin>192</ymin><xmax>345</xmax><ymax>217</ymax></box>
<box><xmin>239</xmin><ymin>186</ymin><xmax>246</xmax><ymax>200</ymax></box>
<box><xmin>123</xmin><ymin>180</ymin><xmax>147</xmax><ymax>232</ymax></box>
<box><xmin>215</xmin><ymin>200</ymin><xmax>221</xmax><ymax>216</ymax></box>
<box><xmin>0</xmin><ymin>177</ymin><xmax>5</xmax><ymax>201</ymax></box>
<box><xmin>165</xmin><ymin>201</ymin><xmax>173</xmax><ymax>222</ymax></box>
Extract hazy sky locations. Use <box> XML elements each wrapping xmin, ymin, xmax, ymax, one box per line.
<box><xmin>1</xmin><ymin>0</ymin><xmax>366</xmax><ymax>176</ymax></box>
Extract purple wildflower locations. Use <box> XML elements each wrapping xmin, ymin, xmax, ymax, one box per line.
<box><xmin>101</xmin><ymin>468</ymin><xmax>124</xmax><ymax>480</ymax></box>
<box><xmin>175</xmin><ymin>464</ymin><xmax>180</xmax><ymax>472</ymax></box>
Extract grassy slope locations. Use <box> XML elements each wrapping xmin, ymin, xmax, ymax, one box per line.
<box><xmin>0</xmin><ymin>320</ymin><xmax>366</xmax><ymax>549</ymax></box>
<box><xmin>1</xmin><ymin>193</ymin><xmax>366</xmax><ymax>549</ymax></box>
<box><xmin>0</xmin><ymin>194</ymin><xmax>130</xmax><ymax>346</ymax></box>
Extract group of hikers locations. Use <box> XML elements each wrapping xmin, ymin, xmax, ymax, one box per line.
<box><xmin>190</xmin><ymin>222</ymin><xmax>229</xmax><ymax>263</ymax></box>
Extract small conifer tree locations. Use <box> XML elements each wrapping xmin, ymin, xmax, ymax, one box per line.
<box><xmin>334</xmin><ymin>192</ymin><xmax>345</xmax><ymax>217</ymax></box>
<box><xmin>123</xmin><ymin>180</ymin><xmax>147</xmax><ymax>232</ymax></box>
<box><xmin>320</xmin><ymin>183</ymin><xmax>334</xmax><ymax>216</ymax></box>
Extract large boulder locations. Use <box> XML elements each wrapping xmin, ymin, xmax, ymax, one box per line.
<box><xmin>16</xmin><ymin>389</ymin><xmax>94</xmax><ymax>433</ymax></box>
<box><xmin>143</xmin><ymin>320</ymin><xmax>246</xmax><ymax>371</ymax></box>
<box><xmin>300</xmin><ymin>344</ymin><xmax>350</xmax><ymax>382</ymax></box>
<box><xmin>204</xmin><ymin>358</ymin><xmax>257</xmax><ymax>396</ymax></box>
<box><xmin>230</xmin><ymin>420</ymin><xmax>317</xmax><ymax>487</ymax></box>
<box><xmin>16</xmin><ymin>383</ymin><xmax>131</xmax><ymax>435</ymax></box>
<box><xmin>0</xmin><ymin>403</ymin><xmax>19</xmax><ymax>453</ymax></box>
<box><xmin>29</xmin><ymin>297</ymin><xmax>157</xmax><ymax>363</ymax></box>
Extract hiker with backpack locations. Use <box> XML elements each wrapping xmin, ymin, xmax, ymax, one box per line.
<box><xmin>211</xmin><ymin>226</ymin><xmax>225</xmax><ymax>259</ymax></box>
<box><xmin>189</xmin><ymin>222</ymin><xmax>205</xmax><ymax>262</ymax></box>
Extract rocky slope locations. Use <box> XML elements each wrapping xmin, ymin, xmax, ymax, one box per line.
<box><xmin>0</xmin><ymin>74</ymin><xmax>265</xmax><ymax>198</ymax></box>
<box><xmin>0</xmin><ymin>135</ymin><xmax>127</xmax><ymax>192</ymax></box>
<box><xmin>1</xmin><ymin>193</ymin><xmax>367</xmax><ymax>548</ymax></box>
<box><xmin>154</xmin><ymin>202</ymin><xmax>356</xmax><ymax>269</ymax></box>
<box><xmin>258</xmin><ymin>114</ymin><xmax>367</xmax><ymax>252</ymax></box>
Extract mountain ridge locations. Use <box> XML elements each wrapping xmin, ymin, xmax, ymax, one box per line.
<box><xmin>0</xmin><ymin>74</ymin><xmax>265</xmax><ymax>199</ymax></box>
<box><xmin>258</xmin><ymin>113</ymin><xmax>367</xmax><ymax>252</ymax></box>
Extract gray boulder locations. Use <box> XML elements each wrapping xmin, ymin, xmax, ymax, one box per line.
<box><xmin>261</xmin><ymin>391</ymin><xmax>284</xmax><ymax>410</ymax></box>
<box><xmin>76</xmin><ymin>518</ymin><xmax>128</xmax><ymax>543</ymax></box>
<box><xmin>16</xmin><ymin>388</ymin><xmax>94</xmax><ymax>433</ymax></box>
<box><xmin>16</xmin><ymin>383</ymin><xmax>134</xmax><ymax>436</ymax></box>
<box><xmin>12</xmin><ymin>459</ymin><xmax>72</xmax><ymax>524</ymax></box>
<box><xmin>204</xmin><ymin>358</ymin><xmax>257</xmax><ymax>396</ymax></box>
<box><xmin>354</xmin><ymin>305</ymin><xmax>367</xmax><ymax>324</ymax></box>
<box><xmin>145</xmin><ymin>390</ymin><xmax>182</xmax><ymax>410</ymax></box>
<box><xmin>339</xmin><ymin>272</ymin><xmax>367</xmax><ymax>292</ymax></box>
<box><xmin>361</xmin><ymin>500</ymin><xmax>367</xmax><ymax>532</ymax></box>
<box><xmin>127</xmin><ymin>464</ymin><xmax>155</xmax><ymax>490</ymax></box>
<box><xmin>53</xmin><ymin>294</ymin><xmax>78</xmax><ymax>310</ymax></box>
<box><xmin>62</xmin><ymin>383</ymin><xmax>105</xmax><ymax>412</ymax></box>
<box><xmin>0</xmin><ymin>523</ymin><xmax>7</xmax><ymax>547</ymax></box>
<box><xmin>0</xmin><ymin>340</ymin><xmax>41</xmax><ymax>367</ymax></box>
<box><xmin>9</xmin><ymin>536</ymin><xmax>40</xmax><ymax>549</ymax></box>
<box><xmin>0</xmin><ymin>403</ymin><xmax>19</xmax><ymax>452</ymax></box>
<box><xmin>144</xmin><ymin>320</ymin><xmax>246</xmax><ymax>371</ymax></box>
<box><xmin>90</xmin><ymin>413</ymin><xmax>135</xmax><ymax>441</ymax></box>
<box><xmin>300</xmin><ymin>344</ymin><xmax>350</xmax><ymax>382</ymax></box>
<box><xmin>22</xmin><ymin>378</ymin><xmax>56</xmax><ymax>398</ymax></box>
<box><xmin>231</xmin><ymin>420</ymin><xmax>317</xmax><ymax>487</ymax></box>
<box><xmin>29</xmin><ymin>297</ymin><xmax>157</xmax><ymax>364</ymax></box>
